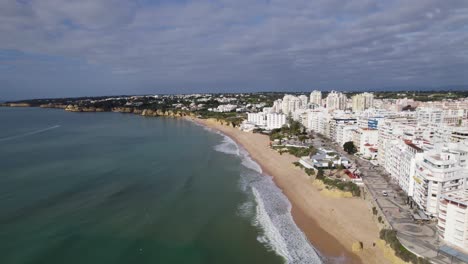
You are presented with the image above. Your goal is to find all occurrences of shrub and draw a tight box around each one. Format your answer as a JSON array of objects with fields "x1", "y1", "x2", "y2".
[
  {"x1": 379, "y1": 229, "x2": 431, "y2": 264},
  {"x1": 318, "y1": 176, "x2": 361, "y2": 197}
]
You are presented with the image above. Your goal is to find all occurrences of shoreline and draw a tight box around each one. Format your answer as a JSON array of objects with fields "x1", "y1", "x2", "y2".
[
  {"x1": 192, "y1": 118, "x2": 388, "y2": 264},
  {"x1": 4, "y1": 106, "x2": 391, "y2": 263}
]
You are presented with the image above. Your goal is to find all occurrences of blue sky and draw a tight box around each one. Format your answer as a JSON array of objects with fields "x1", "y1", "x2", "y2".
[{"x1": 1, "y1": 0, "x2": 468, "y2": 100}]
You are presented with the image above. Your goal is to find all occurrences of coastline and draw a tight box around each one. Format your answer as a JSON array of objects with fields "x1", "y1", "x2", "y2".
[
  {"x1": 3, "y1": 106, "x2": 393, "y2": 263},
  {"x1": 193, "y1": 117, "x2": 389, "y2": 264}
]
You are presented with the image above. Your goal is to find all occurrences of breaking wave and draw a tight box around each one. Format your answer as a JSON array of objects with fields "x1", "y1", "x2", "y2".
[{"x1": 212, "y1": 132, "x2": 322, "y2": 264}]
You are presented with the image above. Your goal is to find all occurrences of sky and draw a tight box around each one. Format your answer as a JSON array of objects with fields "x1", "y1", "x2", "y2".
[{"x1": 1, "y1": 0, "x2": 468, "y2": 100}]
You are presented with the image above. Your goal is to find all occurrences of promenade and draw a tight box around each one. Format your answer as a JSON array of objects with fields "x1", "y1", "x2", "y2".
[{"x1": 313, "y1": 135, "x2": 466, "y2": 264}]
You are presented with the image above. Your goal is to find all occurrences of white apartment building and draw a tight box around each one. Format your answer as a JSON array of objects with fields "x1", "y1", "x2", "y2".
[
  {"x1": 352, "y1": 92, "x2": 374, "y2": 112},
  {"x1": 336, "y1": 123, "x2": 358, "y2": 146},
  {"x1": 326, "y1": 91, "x2": 347, "y2": 111},
  {"x1": 306, "y1": 110, "x2": 331, "y2": 136},
  {"x1": 247, "y1": 111, "x2": 287, "y2": 130},
  {"x1": 299, "y1": 95, "x2": 308, "y2": 107},
  {"x1": 400, "y1": 141, "x2": 424, "y2": 197},
  {"x1": 282, "y1": 95, "x2": 303, "y2": 115},
  {"x1": 247, "y1": 112, "x2": 267, "y2": 127},
  {"x1": 310, "y1": 90, "x2": 322, "y2": 106},
  {"x1": 417, "y1": 107, "x2": 464, "y2": 127},
  {"x1": 352, "y1": 128, "x2": 378, "y2": 154},
  {"x1": 272, "y1": 99, "x2": 283, "y2": 113},
  {"x1": 266, "y1": 113, "x2": 287, "y2": 129},
  {"x1": 413, "y1": 143, "x2": 468, "y2": 216},
  {"x1": 438, "y1": 190, "x2": 468, "y2": 252}
]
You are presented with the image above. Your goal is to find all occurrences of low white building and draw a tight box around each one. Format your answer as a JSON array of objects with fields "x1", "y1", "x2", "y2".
[{"x1": 214, "y1": 104, "x2": 237, "y2": 112}]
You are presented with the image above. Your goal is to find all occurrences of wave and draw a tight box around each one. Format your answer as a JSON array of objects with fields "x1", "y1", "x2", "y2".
[
  {"x1": 210, "y1": 129, "x2": 322, "y2": 264},
  {"x1": 213, "y1": 135, "x2": 240, "y2": 156},
  {"x1": 0, "y1": 125, "x2": 61, "y2": 142},
  {"x1": 252, "y1": 187, "x2": 291, "y2": 261},
  {"x1": 251, "y1": 175, "x2": 322, "y2": 264}
]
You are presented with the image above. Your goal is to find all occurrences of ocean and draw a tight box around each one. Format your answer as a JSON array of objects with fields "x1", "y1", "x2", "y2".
[{"x1": 0, "y1": 107, "x2": 321, "y2": 264}]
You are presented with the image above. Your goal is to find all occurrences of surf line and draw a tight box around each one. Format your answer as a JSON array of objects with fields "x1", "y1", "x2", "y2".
[{"x1": 0, "y1": 125, "x2": 61, "y2": 142}]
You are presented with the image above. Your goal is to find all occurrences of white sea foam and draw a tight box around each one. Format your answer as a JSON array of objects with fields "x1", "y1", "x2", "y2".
[
  {"x1": 252, "y1": 187, "x2": 291, "y2": 261},
  {"x1": 250, "y1": 175, "x2": 322, "y2": 264},
  {"x1": 207, "y1": 125, "x2": 323, "y2": 263},
  {"x1": 213, "y1": 135, "x2": 240, "y2": 156},
  {"x1": 239, "y1": 148, "x2": 263, "y2": 173},
  {"x1": 0, "y1": 125, "x2": 61, "y2": 142}
]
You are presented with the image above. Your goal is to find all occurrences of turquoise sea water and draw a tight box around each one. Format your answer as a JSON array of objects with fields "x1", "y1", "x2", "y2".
[{"x1": 0, "y1": 107, "x2": 321, "y2": 264}]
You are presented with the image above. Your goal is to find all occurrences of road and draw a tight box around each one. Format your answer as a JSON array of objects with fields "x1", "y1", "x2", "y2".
[{"x1": 311, "y1": 135, "x2": 465, "y2": 263}]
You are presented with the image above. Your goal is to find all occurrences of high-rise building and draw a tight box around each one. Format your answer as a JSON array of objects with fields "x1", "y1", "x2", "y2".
[
  {"x1": 281, "y1": 94, "x2": 304, "y2": 115},
  {"x1": 281, "y1": 95, "x2": 291, "y2": 114},
  {"x1": 310, "y1": 90, "x2": 322, "y2": 106},
  {"x1": 413, "y1": 143, "x2": 468, "y2": 216},
  {"x1": 326, "y1": 91, "x2": 347, "y2": 110},
  {"x1": 352, "y1": 92, "x2": 374, "y2": 112},
  {"x1": 299, "y1": 95, "x2": 308, "y2": 107}
]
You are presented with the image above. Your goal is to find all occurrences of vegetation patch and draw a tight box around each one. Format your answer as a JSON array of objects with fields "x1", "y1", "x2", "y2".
[
  {"x1": 379, "y1": 229, "x2": 431, "y2": 264},
  {"x1": 316, "y1": 169, "x2": 361, "y2": 197}
]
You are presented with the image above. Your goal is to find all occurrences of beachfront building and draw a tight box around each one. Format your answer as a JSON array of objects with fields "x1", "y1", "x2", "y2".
[
  {"x1": 438, "y1": 190, "x2": 468, "y2": 252},
  {"x1": 300, "y1": 148, "x2": 350, "y2": 169},
  {"x1": 310, "y1": 90, "x2": 322, "y2": 106},
  {"x1": 413, "y1": 143, "x2": 468, "y2": 216},
  {"x1": 247, "y1": 110, "x2": 287, "y2": 130},
  {"x1": 400, "y1": 140, "x2": 424, "y2": 197},
  {"x1": 266, "y1": 113, "x2": 287, "y2": 129}
]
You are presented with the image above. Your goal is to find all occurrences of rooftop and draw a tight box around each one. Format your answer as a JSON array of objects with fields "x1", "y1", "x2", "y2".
[{"x1": 442, "y1": 190, "x2": 468, "y2": 206}]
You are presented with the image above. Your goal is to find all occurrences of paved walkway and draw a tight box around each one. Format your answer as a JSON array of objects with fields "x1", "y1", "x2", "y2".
[{"x1": 313, "y1": 137, "x2": 467, "y2": 263}]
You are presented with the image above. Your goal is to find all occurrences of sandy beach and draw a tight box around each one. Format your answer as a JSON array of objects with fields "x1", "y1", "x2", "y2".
[{"x1": 194, "y1": 118, "x2": 392, "y2": 264}]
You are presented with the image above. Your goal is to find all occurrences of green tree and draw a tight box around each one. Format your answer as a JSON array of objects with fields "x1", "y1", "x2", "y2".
[
  {"x1": 298, "y1": 135, "x2": 308, "y2": 143},
  {"x1": 316, "y1": 169, "x2": 325, "y2": 180},
  {"x1": 343, "y1": 141, "x2": 357, "y2": 155}
]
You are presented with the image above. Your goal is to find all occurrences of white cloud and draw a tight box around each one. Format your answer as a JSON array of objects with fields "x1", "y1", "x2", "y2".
[{"x1": 0, "y1": 0, "x2": 467, "y2": 99}]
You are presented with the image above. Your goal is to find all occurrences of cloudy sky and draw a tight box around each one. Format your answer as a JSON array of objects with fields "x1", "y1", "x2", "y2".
[{"x1": 1, "y1": 0, "x2": 468, "y2": 99}]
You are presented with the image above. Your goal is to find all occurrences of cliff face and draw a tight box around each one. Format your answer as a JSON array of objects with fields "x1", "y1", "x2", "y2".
[
  {"x1": 9, "y1": 103, "x2": 31, "y2": 107},
  {"x1": 65, "y1": 105, "x2": 105, "y2": 112},
  {"x1": 40, "y1": 103, "x2": 67, "y2": 109},
  {"x1": 111, "y1": 107, "x2": 134, "y2": 113},
  {"x1": 5, "y1": 102, "x2": 193, "y2": 119}
]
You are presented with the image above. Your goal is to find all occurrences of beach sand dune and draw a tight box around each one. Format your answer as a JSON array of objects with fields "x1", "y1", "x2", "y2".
[{"x1": 196, "y1": 118, "x2": 394, "y2": 264}]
